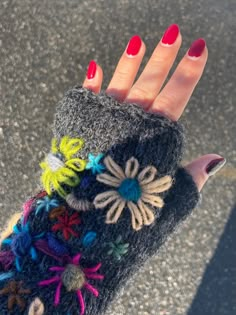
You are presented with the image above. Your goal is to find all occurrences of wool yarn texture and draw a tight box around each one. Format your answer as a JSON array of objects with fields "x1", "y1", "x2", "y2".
[{"x1": 0, "y1": 86, "x2": 200, "y2": 315}]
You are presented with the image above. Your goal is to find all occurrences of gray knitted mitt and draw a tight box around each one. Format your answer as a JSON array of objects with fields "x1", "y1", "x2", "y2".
[{"x1": 0, "y1": 86, "x2": 200, "y2": 315}]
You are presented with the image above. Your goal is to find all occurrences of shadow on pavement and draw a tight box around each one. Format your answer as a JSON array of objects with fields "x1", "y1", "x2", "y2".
[{"x1": 188, "y1": 204, "x2": 236, "y2": 315}]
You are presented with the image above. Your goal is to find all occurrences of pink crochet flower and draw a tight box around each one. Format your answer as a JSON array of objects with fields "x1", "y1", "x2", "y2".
[{"x1": 38, "y1": 253, "x2": 104, "y2": 315}]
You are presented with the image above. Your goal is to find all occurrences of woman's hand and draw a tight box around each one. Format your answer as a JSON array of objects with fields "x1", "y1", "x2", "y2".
[{"x1": 82, "y1": 24, "x2": 225, "y2": 192}]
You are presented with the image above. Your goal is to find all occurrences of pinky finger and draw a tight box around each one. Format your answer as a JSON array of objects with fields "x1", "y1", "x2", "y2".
[{"x1": 82, "y1": 60, "x2": 103, "y2": 94}]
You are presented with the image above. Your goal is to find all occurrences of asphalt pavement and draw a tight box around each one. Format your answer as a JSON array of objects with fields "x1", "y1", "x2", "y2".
[{"x1": 0, "y1": 0, "x2": 235, "y2": 314}]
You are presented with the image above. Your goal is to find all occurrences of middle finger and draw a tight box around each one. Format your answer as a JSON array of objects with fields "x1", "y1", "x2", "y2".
[{"x1": 125, "y1": 24, "x2": 182, "y2": 109}]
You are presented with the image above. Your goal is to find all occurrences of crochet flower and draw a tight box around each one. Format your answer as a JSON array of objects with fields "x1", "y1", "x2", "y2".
[
  {"x1": 38, "y1": 253, "x2": 104, "y2": 315},
  {"x1": 51, "y1": 211, "x2": 81, "y2": 240},
  {"x1": 35, "y1": 196, "x2": 60, "y2": 215},
  {"x1": 40, "y1": 136, "x2": 87, "y2": 198},
  {"x1": 0, "y1": 280, "x2": 31, "y2": 312},
  {"x1": 94, "y1": 156, "x2": 173, "y2": 231},
  {"x1": 85, "y1": 153, "x2": 105, "y2": 174},
  {"x1": 107, "y1": 235, "x2": 129, "y2": 260},
  {"x1": 2, "y1": 223, "x2": 44, "y2": 271}
]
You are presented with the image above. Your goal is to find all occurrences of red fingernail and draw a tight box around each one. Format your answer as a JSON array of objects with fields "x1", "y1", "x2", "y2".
[
  {"x1": 161, "y1": 24, "x2": 179, "y2": 45},
  {"x1": 126, "y1": 35, "x2": 142, "y2": 56},
  {"x1": 188, "y1": 38, "x2": 206, "y2": 57},
  {"x1": 86, "y1": 60, "x2": 97, "y2": 79}
]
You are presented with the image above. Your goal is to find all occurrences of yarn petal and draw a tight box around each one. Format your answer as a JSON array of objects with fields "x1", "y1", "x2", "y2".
[
  {"x1": 106, "y1": 198, "x2": 126, "y2": 224},
  {"x1": 141, "y1": 193, "x2": 164, "y2": 208},
  {"x1": 83, "y1": 263, "x2": 101, "y2": 273},
  {"x1": 142, "y1": 175, "x2": 172, "y2": 193},
  {"x1": 124, "y1": 157, "x2": 139, "y2": 178},
  {"x1": 127, "y1": 201, "x2": 143, "y2": 231},
  {"x1": 137, "y1": 199, "x2": 155, "y2": 225},
  {"x1": 38, "y1": 276, "x2": 61, "y2": 286},
  {"x1": 72, "y1": 253, "x2": 81, "y2": 265},
  {"x1": 54, "y1": 281, "x2": 62, "y2": 306},
  {"x1": 103, "y1": 156, "x2": 125, "y2": 180},
  {"x1": 138, "y1": 166, "x2": 157, "y2": 185},
  {"x1": 65, "y1": 158, "x2": 86, "y2": 172},
  {"x1": 93, "y1": 190, "x2": 120, "y2": 208},
  {"x1": 28, "y1": 298, "x2": 44, "y2": 315},
  {"x1": 8, "y1": 295, "x2": 16, "y2": 311},
  {"x1": 77, "y1": 290, "x2": 85, "y2": 315},
  {"x1": 96, "y1": 173, "x2": 121, "y2": 187},
  {"x1": 84, "y1": 283, "x2": 99, "y2": 297}
]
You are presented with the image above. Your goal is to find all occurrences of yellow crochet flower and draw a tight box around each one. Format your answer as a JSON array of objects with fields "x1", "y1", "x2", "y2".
[{"x1": 40, "y1": 136, "x2": 86, "y2": 198}]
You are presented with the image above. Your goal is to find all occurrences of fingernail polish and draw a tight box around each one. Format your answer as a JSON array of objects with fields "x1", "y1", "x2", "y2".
[
  {"x1": 126, "y1": 35, "x2": 142, "y2": 56},
  {"x1": 86, "y1": 60, "x2": 97, "y2": 79},
  {"x1": 161, "y1": 24, "x2": 179, "y2": 45},
  {"x1": 188, "y1": 38, "x2": 206, "y2": 57},
  {"x1": 206, "y1": 157, "x2": 226, "y2": 176}
]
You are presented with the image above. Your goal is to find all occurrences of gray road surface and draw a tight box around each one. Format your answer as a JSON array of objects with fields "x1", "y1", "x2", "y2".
[{"x1": 0, "y1": 0, "x2": 235, "y2": 314}]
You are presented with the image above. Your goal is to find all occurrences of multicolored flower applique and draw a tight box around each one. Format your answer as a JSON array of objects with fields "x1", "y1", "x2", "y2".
[
  {"x1": 40, "y1": 136, "x2": 87, "y2": 198},
  {"x1": 51, "y1": 211, "x2": 81, "y2": 240},
  {"x1": 35, "y1": 196, "x2": 60, "y2": 215},
  {"x1": 0, "y1": 280, "x2": 31, "y2": 312},
  {"x1": 107, "y1": 235, "x2": 129, "y2": 260},
  {"x1": 85, "y1": 153, "x2": 105, "y2": 174},
  {"x1": 38, "y1": 253, "x2": 104, "y2": 315},
  {"x1": 94, "y1": 156, "x2": 173, "y2": 231},
  {"x1": 1, "y1": 223, "x2": 44, "y2": 271}
]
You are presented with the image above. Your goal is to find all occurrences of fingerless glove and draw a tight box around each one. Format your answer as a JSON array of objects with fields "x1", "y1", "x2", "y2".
[{"x1": 0, "y1": 86, "x2": 200, "y2": 315}]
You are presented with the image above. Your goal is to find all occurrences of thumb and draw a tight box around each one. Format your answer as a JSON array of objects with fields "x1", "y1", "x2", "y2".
[{"x1": 185, "y1": 154, "x2": 226, "y2": 192}]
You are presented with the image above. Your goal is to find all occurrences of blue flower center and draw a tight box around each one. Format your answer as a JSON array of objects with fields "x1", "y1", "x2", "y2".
[
  {"x1": 11, "y1": 231, "x2": 32, "y2": 257},
  {"x1": 118, "y1": 178, "x2": 141, "y2": 202}
]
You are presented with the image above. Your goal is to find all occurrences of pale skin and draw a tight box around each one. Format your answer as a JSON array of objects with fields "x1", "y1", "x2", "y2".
[{"x1": 82, "y1": 28, "x2": 224, "y2": 192}]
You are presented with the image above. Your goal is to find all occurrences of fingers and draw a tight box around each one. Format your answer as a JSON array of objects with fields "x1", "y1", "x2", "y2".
[
  {"x1": 82, "y1": 60, "x2": 103, "y2": 94},
  {"x1": 106, "y1": 35, "x2": 146, "y2": 102},
  {"x1": 125, "y1": 24, "x2": 182, "y2": 109},
  {"x1": 151, "y1": 38, "x2": 208, "y2": 121},
  {"x1": 184, "y1": 154, "x2": 226, "y2": 192}
]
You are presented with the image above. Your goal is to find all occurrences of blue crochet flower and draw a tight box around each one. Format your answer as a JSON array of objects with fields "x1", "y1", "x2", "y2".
[
  {"x1": 85, "y1": 153, "x2": 105, "y2": 175},
  {"x1": 2, "y1": 223, "x2": 44, "y2": 272},
  {"x1": 35, "y1": 196, "x2": 59, "y2": 215}
]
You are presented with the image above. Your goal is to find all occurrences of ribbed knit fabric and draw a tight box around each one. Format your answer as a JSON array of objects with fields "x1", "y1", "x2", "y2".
[{"x1": 0, "y1": 86, "x2": 200, "y2": 315}]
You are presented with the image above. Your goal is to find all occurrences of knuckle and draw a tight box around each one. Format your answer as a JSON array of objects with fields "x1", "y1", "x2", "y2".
[
  {"x1": 129, "y1": 85, "x2": 153, "y2": 102},
  {"x1": 176, "y1": 66, "x2": 199, "y2": 82},
  {"x1": 115, "y1": 69, "x2": 130, "y2": 81}
]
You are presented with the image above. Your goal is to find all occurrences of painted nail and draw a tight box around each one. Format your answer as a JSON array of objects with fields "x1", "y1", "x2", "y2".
[
  {"x1": 126, "y1": 35, "x2": 142, "y2": 56},
  {"x1": 205, "y1": 157, "x2": 226, "y2": 176},
  {"x1": 188, "y1": 38, "x2": 206, "y2": 57},
  {"x1": 161, "y1": 24, "x2": 179, "y2": 45},
  {"x1": 86, "y1": 60, "x2": 97, "y2": 79}
]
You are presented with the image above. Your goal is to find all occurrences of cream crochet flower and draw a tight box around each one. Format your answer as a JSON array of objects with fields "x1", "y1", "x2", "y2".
[{"x1": 93, "y1": 156, "x2": 173, "y2": 231}]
